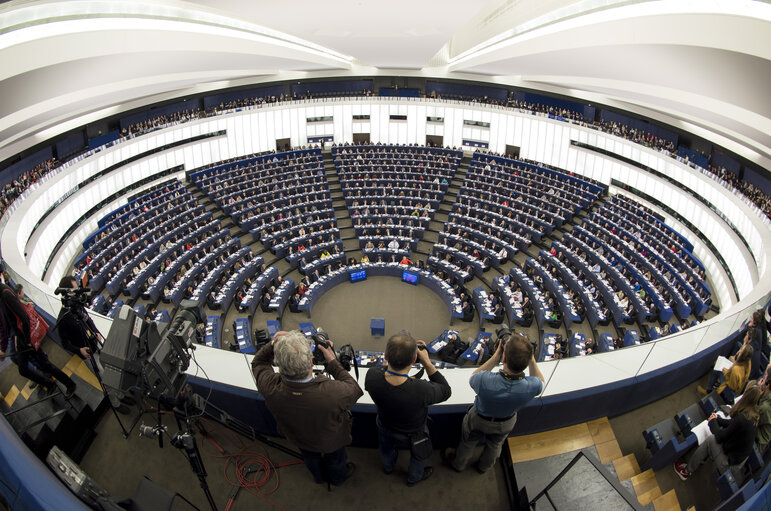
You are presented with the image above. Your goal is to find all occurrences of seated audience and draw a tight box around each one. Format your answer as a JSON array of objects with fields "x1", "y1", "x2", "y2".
[{"x1": 675, "y1": 385, "x2": 761, "y2": 480}]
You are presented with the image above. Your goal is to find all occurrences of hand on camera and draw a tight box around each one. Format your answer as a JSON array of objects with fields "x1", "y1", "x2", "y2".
[
  {"x1": 416, "y1": 341, "x2": 431, "y2": 366},
  {"x1": 317, "y1": 340, "x2": 336, "y2": 363},
  {"x1": 80, "y1": 347, "x2": 92, "y2": 360}
]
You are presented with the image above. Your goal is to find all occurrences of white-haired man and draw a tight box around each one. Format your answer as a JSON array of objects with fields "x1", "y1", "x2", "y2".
[{"x1": 252, "y1": 330, "x2": 363, "y2": 486}]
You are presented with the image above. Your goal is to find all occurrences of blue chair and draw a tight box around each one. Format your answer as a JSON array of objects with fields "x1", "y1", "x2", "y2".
[
  {"x1": 266, "y1": 320, "x2": 281, "y2": 340},
  {"x1": 641, "y1": 417, "x2": 698, "y2": 471},
  {"x1": 623, "y1": 329, "x2": 640, "y2": 347},
  {"x1": 674, "y1": 403, "x2": 706, "y2": 437},
  {"x1": 299, "y1": 322, "x2": 316, "y2": 337}
]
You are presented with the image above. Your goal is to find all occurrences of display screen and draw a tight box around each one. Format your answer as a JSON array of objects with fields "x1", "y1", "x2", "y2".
[
  {"x1": 349, "y1": 269, "x2": 367, "y2": 282},
  {"x1": 402, "y1": 272, "x2": 418, "y2": 285}
]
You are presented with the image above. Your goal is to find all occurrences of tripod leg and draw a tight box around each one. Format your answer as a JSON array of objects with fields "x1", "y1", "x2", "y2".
[{"x1": 86, "y1": 357, "x2": 132, "y2": 437}]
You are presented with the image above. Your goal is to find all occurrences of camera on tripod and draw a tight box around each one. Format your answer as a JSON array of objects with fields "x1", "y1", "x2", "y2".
[{"x1": 55, "y1": 286, "x2": 92, "y2": 309}]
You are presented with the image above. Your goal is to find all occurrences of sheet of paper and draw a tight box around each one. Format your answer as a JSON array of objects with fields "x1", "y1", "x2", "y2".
[{"x1": 713, "y1": 356, "x2": 733, "y2": 373}]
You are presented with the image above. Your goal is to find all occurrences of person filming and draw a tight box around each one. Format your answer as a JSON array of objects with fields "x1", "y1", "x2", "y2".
[{"x1": 56, "y1": 275, "x2": 129, "y2": 413}]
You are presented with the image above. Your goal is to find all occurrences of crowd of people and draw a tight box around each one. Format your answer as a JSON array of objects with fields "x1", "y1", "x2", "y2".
[
  {"x1": 1, "y1": 85, "x2": 769, "y2": 232},
  {"x1": 708, "y1": 164, "x2": 771, "y2": 218},
  {"x1": 0, "y1": 158, "x2": 58, "y2": 217},
  {"x1": 674, "y1": 307, "x2": 771, "y2": 481}
]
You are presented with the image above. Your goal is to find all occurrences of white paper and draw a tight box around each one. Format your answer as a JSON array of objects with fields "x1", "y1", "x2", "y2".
[
  {"x1": 691, "y1": 411, "x2": 727, "y2": 444},
  {"x1": 713, "y1": 356, "x2": 733, "y2": 373}
]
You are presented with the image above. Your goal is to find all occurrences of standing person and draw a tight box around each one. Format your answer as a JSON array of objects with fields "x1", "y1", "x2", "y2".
[
  {"x1": 252, "y1": 331, "x2": 362, "y2": 486},
  {"x1": 0, "y1": 279, "x2": 76, "y2": 397},
  {"x1": 56, "y1": 276, "x2": 130, "y2": 413},
  {"x1": 365, "y1": 331, "x2": 452, "y2": 486},
  {"x1": 444, "y1": 333, "x2": 544, "y2": 473}
]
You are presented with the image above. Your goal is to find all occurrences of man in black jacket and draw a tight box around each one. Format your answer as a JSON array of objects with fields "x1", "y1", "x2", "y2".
[
  {"x1": 0, "y1": 280, "x2": 76, "y2": 397},
  {"x1": 365, "y1": 332, "x2": 451, "y2": 486},
  {"x1": 56, "y1": 276, "x2": 129, "y2": 413}
]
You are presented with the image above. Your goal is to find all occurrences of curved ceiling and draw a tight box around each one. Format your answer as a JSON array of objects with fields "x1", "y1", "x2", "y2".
[{"x1": 1, "y1": 0, "x2": 770, "y2": 173}]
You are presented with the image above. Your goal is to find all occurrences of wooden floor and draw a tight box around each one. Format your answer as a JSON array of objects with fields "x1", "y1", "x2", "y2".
[
  {"x1": 507, "y1": 417, "x2": 616, "y2": 464},
  {"x1": 507, "y1": 417, "x2": 685, "y2": 510}
]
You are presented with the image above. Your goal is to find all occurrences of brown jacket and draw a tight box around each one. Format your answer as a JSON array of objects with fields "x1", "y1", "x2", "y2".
[{"x1": 252, "y1": 343, "x2": 363, "y2": 453}]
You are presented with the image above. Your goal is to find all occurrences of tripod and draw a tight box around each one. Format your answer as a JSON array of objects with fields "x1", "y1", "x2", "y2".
[
  {"x1": 54, "y1": 303, "x2": 131, "y2": 437},
  {"x1": 171, "y1": 394, "x2": 217, "y2": 511},
  {"x1": 140, "y1": 385, "x2": 303, "y2": 511}
]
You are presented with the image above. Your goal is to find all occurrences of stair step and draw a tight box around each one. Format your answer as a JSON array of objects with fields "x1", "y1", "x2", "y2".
[
  {"x1": 612, "y1": 454, "x2": 641, "y2": 482},
  {"x1": 631, "y1": 469, "x2": 662, "y2": 506},
  {"x1": 653, "y1": 489, "x2": 681, "y2": 511},
  {"x1": 506, "y1": 422, "x2": 595, "y2": 463},
  {"x1": 595, "y1": 439, "x2": 622, "y2": 463},
  {"x1": 4, "y1": 385, "x2": 20, "y2": 407},
  {"x1": 587, "y1": 417, "x2": 616, "y2": 444}
]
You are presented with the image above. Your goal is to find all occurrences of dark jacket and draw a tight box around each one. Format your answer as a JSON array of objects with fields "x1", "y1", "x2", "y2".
[
  {"x1": 0, "y1": 283, "x2": 29, "y2": 351},
  {"x1": 710, "y1": 413, "x2": 757, "y2": 466},
  {"x1": 58, "y1": 307, "x2": 98, "y2": 357},
  {"x1": 252, "y1": 343, "x2": 363, "y2": 453},
  {"x1": 365, "y1": 367, "x2": 451, "y2": 434}
]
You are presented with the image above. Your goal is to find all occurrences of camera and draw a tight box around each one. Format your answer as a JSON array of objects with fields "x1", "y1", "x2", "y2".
[
  {"x1": 55, "y1": 286, "x2": 92, "y2": 309},
  {"x1": 311, "y1": 330, "x2": 331, "y2": 365},
  {"x1": 492, "y1": 325, "x2": 514, "y2": 354},
  {"x1": 337, "y1": 344, "x2": 355, "y2": 371}
]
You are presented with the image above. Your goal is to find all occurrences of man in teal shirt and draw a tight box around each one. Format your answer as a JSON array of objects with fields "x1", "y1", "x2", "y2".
[{"x1": 445, "y1": 334, "x2": 544, "y2": 473}]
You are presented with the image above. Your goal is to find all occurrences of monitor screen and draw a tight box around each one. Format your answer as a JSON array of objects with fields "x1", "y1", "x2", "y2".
[
  {"x1": 349, "y1": 269, "x2": 367, "y2": 283},
  {"x1": 402, "y1": 272, "x2": 418, "y2": 285}
]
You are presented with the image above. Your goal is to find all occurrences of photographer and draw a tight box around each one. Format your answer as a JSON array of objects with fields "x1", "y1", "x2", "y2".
[
  {"x1": 444, "y1": 332, "x2": 543, "y2": 474},
  {"x1": 365, "y1": 331, "x2": 451, "y2": 486},
  {"x1": 251, "y1": 330, "x2": 363, "y2": 486},
  {"x1": 0, "y1": 276, "x2": 76, "y2": 397}
]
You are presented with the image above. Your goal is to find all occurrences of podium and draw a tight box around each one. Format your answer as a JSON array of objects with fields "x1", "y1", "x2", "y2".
[{"x1": 370, "y1": 318, "x2": 385, "y2": 336}]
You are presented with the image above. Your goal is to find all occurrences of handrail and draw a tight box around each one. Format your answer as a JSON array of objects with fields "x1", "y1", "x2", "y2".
[{"x1": 528, "y1": 451, "x2": 645, "y2": 510}]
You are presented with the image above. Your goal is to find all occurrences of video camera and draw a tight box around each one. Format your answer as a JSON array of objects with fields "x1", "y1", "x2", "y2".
[
  {"x1": 54, "y1": 286, "x2": 92, "y2": 309},
  {"x1": 99, "y1": 305, "x2": 200, "y2": 404}
]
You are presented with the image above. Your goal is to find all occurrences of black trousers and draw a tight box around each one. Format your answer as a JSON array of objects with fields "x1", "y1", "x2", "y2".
[
  {"x1": 298, "y1": 447, "x2": 348, "y2": 485},
  {"x1": 13, "y1": 335, "x2": 74, "y2": 389}
]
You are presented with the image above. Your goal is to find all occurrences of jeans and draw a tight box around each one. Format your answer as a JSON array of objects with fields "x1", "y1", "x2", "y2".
[
  {"x1": 298, "y1": 447, "x2": 349, "y2": 485},
  {"x1": 707, "y1": 370, "x2": 725, "y2": 393},
  {"x1": 376, "y1": 417, "x2": 428, "y2": 484},
  {"x1": 453, "y1": 406, "x2": 517, "y2": 472},
  {"x1": 7, "y1": 331, "x2": 44, "y2": 378}
]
